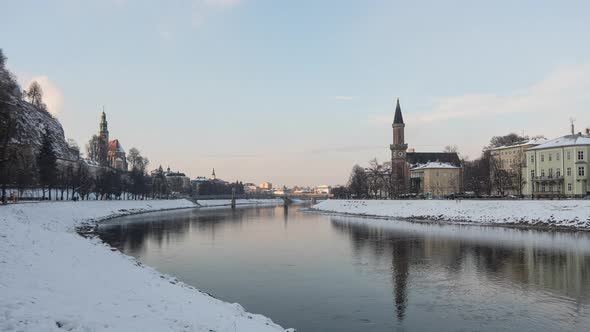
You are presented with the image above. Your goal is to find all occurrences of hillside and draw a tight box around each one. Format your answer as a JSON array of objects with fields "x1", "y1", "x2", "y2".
[{"x1": 6, "y1": 100, "x2": 77, "y2": 160}]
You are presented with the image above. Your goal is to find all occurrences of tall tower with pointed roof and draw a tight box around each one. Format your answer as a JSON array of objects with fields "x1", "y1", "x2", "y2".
[
  {"x1": 390, "y1": 98, "x2": 409, "y2": 196},
  {"x1": 99, "y1": 110, "x2": 109, "y2": 142}
]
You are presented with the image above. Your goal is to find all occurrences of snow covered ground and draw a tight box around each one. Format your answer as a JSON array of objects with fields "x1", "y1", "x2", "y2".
[
  {"x1": 312, "y1": 199, "x2": 590, "y2": 229},
  {"x1": 0, "y1": 200, "x2": 291, "y2": 332}
]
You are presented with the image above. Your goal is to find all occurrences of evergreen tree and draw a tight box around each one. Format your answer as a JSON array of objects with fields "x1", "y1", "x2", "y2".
[{"x1": 38, "y1": 131, "x2": 57, "y2": 199}]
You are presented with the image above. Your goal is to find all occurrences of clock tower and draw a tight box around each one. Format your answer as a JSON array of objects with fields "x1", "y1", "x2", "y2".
[{"x1": 390, "y1": 98, "x2": 409, "y2": 196}]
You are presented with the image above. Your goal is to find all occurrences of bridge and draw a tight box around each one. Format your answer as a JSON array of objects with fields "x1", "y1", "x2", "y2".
[{"x1": 190, "y1": 193, "x2": 330, "y2": 208}]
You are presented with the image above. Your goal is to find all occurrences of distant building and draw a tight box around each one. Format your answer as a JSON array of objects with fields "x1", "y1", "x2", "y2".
[
  {"x1": 389, "y1": 99, "x2": 462, "y2": 197},
  {"x1": 410, "y1": 162, "x2": 461, "y2": 198},
  {"x1": 524, "y1": 130, "x2": 590, "y2": 198},
  {"x1": 315, "y1": 185, "x2": 331, "y2": 194},
  {"x1": 260, "y1": 182, "x2": 273, "y2": 190},
  {"x1": 243, "y1": 183, "x2": 259, "y2": 193},
  {"x1": 190, "y1": 176, "x2": 209, "y2": 193},
  {"x1": 98, "y1": 111, "x2": 128, "y2": 171},
  {"x1": 164, "y1": 167, "x2": 191, "y2": 193}
]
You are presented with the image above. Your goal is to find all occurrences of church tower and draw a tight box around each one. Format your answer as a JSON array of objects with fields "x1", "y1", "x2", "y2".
[
  {"x1": 99, "y1": 110, "x2": 109, "y2": 142},
  {"x1": 390, "y1": 98, "x2": 409, "y2": 196},
  {"x1": 96, "y1": 110, "x2": 109, "y2": 166}
]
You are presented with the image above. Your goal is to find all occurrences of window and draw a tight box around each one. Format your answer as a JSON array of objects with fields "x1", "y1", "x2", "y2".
[
  {"x1": 530, "y1": 155, "x2": 534, "y2": 163},
  {"x1": 541, "y1": 154, "x2": 545, "y2": 162},
  {"x1": 578, "y1": 151, "x2": 584, "y2": 160},
  {"x1": 531, "y1": 170, "x2": 535, "y2": 178},
  {"x1": 548, "y1": 154, "x2": 552, "y2": 161},
  {"x1": 579, "y1": 167, "x2": 586, "y2": 177},
  {"x1": 556, "y1": 168, "x2": 561, "y2": 177},
  {"x1": 556, "y1": 153, "x2": 560, "y2": 161},
  {"x1": 567, "y1": 151, "x2": 571, "y2": 160},
  {"x1": 541, "y1": 183, "x2": 546, "y2": 192},
  {"x1": 541, "y1": 169, "x2": 545, "y2": 177},
  {"x1": 567, "y1": 168, "x2": 572, "y2": 176},
  {"x1": 568, "y1": 183, "x2": 572, "y2": 191},
  {"x1": 548, "y1": 168, "x2": 553, "y2": 178}
]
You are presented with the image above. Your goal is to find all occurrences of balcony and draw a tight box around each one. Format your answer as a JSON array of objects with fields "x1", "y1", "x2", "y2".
[{"x1": 532, "y1": 176, "x2": 564, "y2": 181}]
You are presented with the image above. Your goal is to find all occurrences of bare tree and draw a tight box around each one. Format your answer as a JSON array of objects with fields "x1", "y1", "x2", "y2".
[
  {"x1": 490, "y1": 156, "x2": 513, "y2": 196},
  {"x1": 26, "y1": 81, "x2": 47, "y2": 111},
  {"x1": 348, "y1": 165, "x2": 368, "y2": 198},
  {"x1": 443, "y1": 145, "x2": 459, "y2": 153},
  {"x1": 127, "y1": 147, "x2": 149, "y2": 172},
  {"x1": 511, "y1": 157, "x2": 527, "y2": 197}
]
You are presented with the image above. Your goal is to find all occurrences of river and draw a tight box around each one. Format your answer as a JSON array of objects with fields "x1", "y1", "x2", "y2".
[{"x1": 98, "y1": 204, "x2": 590, "y2": 331}]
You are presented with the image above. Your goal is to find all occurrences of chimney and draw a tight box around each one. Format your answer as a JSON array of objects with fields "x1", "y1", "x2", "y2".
[{"x1": 571, "y1": 122, "x2": 575, "y2": 135}]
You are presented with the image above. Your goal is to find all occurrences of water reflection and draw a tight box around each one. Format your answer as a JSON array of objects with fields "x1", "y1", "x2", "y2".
[
  {"x1": 98, "y1": 206, "x2": 590, "y2": 332},
  {"x1": 331, "y1": 216, "x2": 590, "y2": 318}
]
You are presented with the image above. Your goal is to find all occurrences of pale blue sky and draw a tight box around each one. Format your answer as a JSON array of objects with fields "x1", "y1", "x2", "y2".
[{"x1": 2, "y1": 0, "x2": 590, "y2": 186}]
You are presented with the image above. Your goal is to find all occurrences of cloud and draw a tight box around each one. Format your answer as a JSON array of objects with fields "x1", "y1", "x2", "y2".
[
  {"x1": 408, "y1": 63, "x2": 590, "y2": 124},
  {"x1": 26, "y1": 76, "x2": 64, "y2": 116},
  {"x1": 332, "y1": 95, "x2": 357, "y2": 101}
]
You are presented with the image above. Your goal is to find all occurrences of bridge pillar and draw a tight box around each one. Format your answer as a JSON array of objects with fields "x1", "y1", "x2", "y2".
[{"x1": 231, "y1": 188, "x2": 236, "y2": 209}]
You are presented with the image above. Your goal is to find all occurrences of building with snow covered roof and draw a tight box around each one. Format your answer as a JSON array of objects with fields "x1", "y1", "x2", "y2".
[
  {"x1": 410, "y1": 162, "x2": 462, "y2": 198},
  {"x1": 489, "y1": 138, "x2": 548, "y2": 196},
  {"x1": 389, "y1": 99, "x2": 462, "y2": 197},
  {"x1": 524, "y1": 131, "x2": 590, "y2": 198}
]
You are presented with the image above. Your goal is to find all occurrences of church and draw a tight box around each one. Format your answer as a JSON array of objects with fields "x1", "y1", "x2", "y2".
[
  {"x1": 390, "y1": 99, "x2": 462, "y2": 197},
  {"x1": 98, "y1": 111, "x2": 128, "y2": 171}
]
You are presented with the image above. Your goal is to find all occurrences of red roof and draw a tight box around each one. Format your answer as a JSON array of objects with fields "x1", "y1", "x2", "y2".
[{"x1": 108, "y1": 139, "x2": 125, "y2": 153}]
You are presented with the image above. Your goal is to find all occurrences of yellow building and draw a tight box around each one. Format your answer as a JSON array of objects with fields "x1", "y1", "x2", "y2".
[
  {"x1": 410, "y1": 162, "x2": 462, "y2": 198},
  {"x1": 525, "y1": 132, "x2": 590, "y2": 198},
  {"x1": 489, "y1": 138, "x2": 547, "y2": 195}
]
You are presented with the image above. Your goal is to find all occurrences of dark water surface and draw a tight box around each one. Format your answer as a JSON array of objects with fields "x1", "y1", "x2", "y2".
[{"x1": 98, "y1": 205, "x2": 590, "y2": 332}]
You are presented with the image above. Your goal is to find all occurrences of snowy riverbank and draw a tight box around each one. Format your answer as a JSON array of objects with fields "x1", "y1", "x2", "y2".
[
  {"x1": 312, "y1": 199, "x2": 590, "y2": 229},
  {"x1": 0, "y1": 200, "x2": 291, "y2": 332}
]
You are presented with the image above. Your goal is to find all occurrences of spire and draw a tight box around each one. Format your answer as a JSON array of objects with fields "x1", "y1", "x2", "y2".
[
  {"x1": 393, "y1": 98, "x2": 404, "y2": 125},
  {"x1": 211, "y1": 168, "x2": 216, "y2": 180}
]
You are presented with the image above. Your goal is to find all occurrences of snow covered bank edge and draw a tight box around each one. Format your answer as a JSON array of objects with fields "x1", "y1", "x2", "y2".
[
  {"x1": 311, "y1": 199, "x2": 590, "y2": 230},
  {"x1": 1, "y1": 200, "x2": 292, "y2": 332}
]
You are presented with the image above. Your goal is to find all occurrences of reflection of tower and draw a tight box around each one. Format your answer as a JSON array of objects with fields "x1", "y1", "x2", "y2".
[
  {"x1": 283, "y1": 205, "x2": 289, "y2": 228},
  {"x1": 392, "y1": 239, "x2": 409, "y2": 321}
]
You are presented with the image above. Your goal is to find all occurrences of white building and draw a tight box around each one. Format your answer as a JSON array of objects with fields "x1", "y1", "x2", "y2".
[
  {"x1": 259, "y1": 182, "x2": 273, "y2": 190},
  {"x1": 525, "y1": 131, "x2": 590, "y2": 198},
  {"x1": 314, "y1": 185, "x2": 331, "y2": 194}
]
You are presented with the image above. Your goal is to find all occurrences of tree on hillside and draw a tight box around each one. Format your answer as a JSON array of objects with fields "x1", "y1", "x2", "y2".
[
  {"x1": 348, "y1": 164, "x2": 368, "y2": 198},
  {"x1": 37, "y1": 132, "x2": 58, "y2": 200},
  {"x1": 26, "y1": 81, "x2": 47, "y2": 111},
  {"x1": 0, "y1": 49, "x2": 22, "y2": 203}
]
